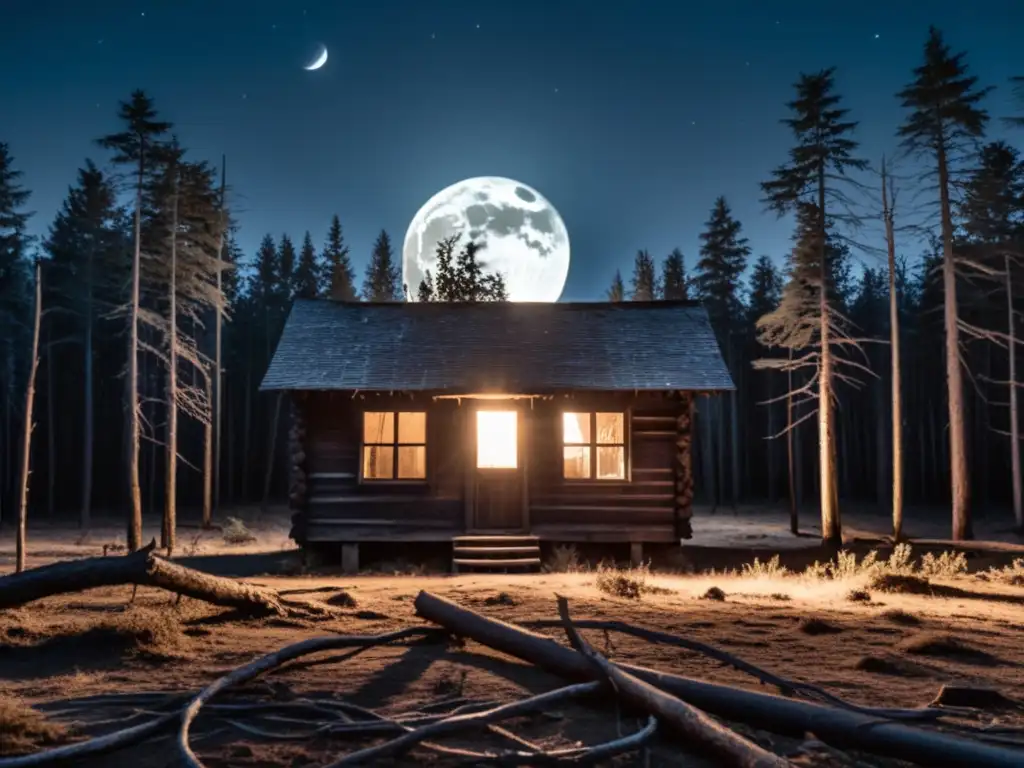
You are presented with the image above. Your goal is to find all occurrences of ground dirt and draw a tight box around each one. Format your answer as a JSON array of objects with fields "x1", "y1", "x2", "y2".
[{"x1": 2, "y1": 510, "x2": 1024, "y2": 766}]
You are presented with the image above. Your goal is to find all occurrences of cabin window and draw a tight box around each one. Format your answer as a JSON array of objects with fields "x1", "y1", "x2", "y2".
[
  {"x1": 362, "y1": 411, "x2": 426, "y2": 480},
  {"x1": 562, "y1": 412, "x2": 625, "y2": 480}
]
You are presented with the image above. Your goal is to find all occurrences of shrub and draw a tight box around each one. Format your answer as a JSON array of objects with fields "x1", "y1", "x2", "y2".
[
  {"x1": 740, "y1": 555, "x2": 789, "y2": 579},
  {"x1": 222, "y1": 517, "x2": 257, "y2": 545},
  {"x1": 544, "y1": 544, "x2": 582, "y2": 573},
  {"x1": 918, "y1": 550, "x2": 968, "y2": 579},
  {"x1": 595, "y1": 562, "x2": 650, "y2": 600}
]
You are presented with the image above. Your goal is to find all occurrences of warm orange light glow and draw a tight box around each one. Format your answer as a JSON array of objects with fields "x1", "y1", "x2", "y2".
[{"x1": 477, "y1": 410, "x2": 518, "y2": 469}]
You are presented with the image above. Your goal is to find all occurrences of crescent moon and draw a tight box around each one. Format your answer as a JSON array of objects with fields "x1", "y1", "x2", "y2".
[{"x1": 305, "y1": 45, "x2": 328, "y2": 71}]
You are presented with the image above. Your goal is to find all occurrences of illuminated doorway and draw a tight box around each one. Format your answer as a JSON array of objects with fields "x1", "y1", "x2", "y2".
[{"x1": 473, "y1": 409, "x2": 523, "y2": 530}]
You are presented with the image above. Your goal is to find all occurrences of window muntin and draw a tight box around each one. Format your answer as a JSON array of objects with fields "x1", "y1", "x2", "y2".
[{"x1": 362, "y1": 411, "x2": 426, "y2": 479}]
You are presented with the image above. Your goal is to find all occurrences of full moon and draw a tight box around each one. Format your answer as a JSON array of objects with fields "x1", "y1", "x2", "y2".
[{"x1": 402, "y1": 177, "x2": 570, "y2": 302}]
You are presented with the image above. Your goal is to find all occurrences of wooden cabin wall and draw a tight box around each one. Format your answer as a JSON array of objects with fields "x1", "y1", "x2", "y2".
[
  {"x1": 296, "y1": 391, "x2": 463, "y2": 543},
  {"x1": 527, "y1": 393, "x2": 683, "y2": 543}
]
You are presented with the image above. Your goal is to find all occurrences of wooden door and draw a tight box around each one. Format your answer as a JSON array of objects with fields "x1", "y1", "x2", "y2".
[{"x1": 472, "y1": 408, "x2": 525, "y2": 531}]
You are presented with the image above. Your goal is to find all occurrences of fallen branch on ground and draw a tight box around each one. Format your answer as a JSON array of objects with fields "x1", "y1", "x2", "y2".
[
  {"x1": 413, "y1": 590, "x2": 1024, "y2": 767},
  {"x1": 521, "y1": 616, "x2": 940, "y2": 721},
  {"x1": 556, "y1": 595, "x2": 788, "y2": 767},
  {"x1": 0, "y1": 540, "x2": 332, "y2": 618}
]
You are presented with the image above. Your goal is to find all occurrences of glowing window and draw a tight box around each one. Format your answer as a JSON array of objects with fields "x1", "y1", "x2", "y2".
[
  {"x1": 362, "y1": 411, "x2": 426, "y2": 480},
  {"x1": 476, "y1": 410, "x2": 518, "y2": 469},
  {"x1": 563, "y1": 412, "x2": 625, "y2": 480}
]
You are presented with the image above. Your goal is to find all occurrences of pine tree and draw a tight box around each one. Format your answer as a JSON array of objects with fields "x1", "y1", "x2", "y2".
[
  {"x1": 294, "y1": 231, "x2": 320, "y2": 299},
  {"x1": 362, "y1": 229, "x2": 402, "y2": 301},
  {"x1": 759, "y1": 67, "x2": 866, "y2": 550},
  {"x1": 961, "y1": 142, "x2": 1024, "y2": 528},
  {"x1": 897, "y1": 26, "x2": 991, "y2": 541},
  {"x1": 0, "y1": 143, "x2": 32, "y2": 527},
  {"x1": 417, "y1": 271, "x2": 435, "y2": 301},
  {"x1": 44, "y1": 161, "x2": 121, "y2": 527},
  {"x1": 96, "y1": 90, "x2": 171, "y2": 551},
  {"x1": 630, "y1": 250, "x2": 658, "y2": 300},
  {"x1": 607, "y1": 270, "x2": 625, "y2": 302},
  {"x1": 427, "y1": 236, "x2": 508, "y2": 301},
  {"x1": 322, "y1": 215, "x2": 357, "y2": 300},
  {"x1": 662, "y1": 249, "x2": 689, "y2": 300},
  {"x1": 747, "y1": 256, "x2": 783, "y2": 324},
  {"x1": 277, "y1": 234, "x2": 297, "y2": 304},
  {"x1": 696, "y1": 197, "x2": 750, "y2": 329}
]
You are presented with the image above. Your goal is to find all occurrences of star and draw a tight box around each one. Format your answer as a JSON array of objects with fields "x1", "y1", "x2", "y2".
[
  {"x1": 874, "y1": 33, "x2": 880, "y2": 39},
  {"x1": 271, "y1": 24, "x2": 277, "y2": 30},
  {"x1": 241, "y1": 93, "x2": 248, "y2": 100},
  {"x1": 554, "y1": 87, "x2": 559, "y2": 93},
  {"x1": 475, "y1": 23, "x2": 480, "y2": 29},
  {"x1": 430, "y1": 32, "x2": 436, "y2": 39},
  {"x1": 97, "y1": 39, "x2": 104, "y2": 45},
  {"x1": 141, "y1": 11, "x2": 145, "y2": 17}
]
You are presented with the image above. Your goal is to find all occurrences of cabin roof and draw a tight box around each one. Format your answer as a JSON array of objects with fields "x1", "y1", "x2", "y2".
[{"x1": 260, "y1": 299, "x2": 735, "y2": 393}]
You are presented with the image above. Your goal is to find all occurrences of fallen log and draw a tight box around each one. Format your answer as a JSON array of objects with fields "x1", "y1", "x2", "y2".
[
  {"x1": 0, "y1": 541, "x2": 156, "y2": 610},
  {"x1": 413, "y1": 590, "x2": 1023, "y2": 768},
  {"x1": 557, "y1": 596, "x2": 788, "y2": 767},
  {"x1": 0, "y1": 540, "x2": 322, "y2": 618}
]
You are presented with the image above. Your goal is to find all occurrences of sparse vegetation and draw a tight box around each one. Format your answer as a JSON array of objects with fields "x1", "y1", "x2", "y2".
[
  {"x1": 0, "y1": 697, "x2": 70, "y2": 756},
  {"x1": 897, "y1": 632, "x2": 995, "y2": 663},
  {"x1": 740, "y1": 554, "x2": 789, "y2": 578},
  {"x1": 221, "y1": 516, "x2": 257, "y2": 545},
  {"x1": 868, "y1": 572, "x2": 932, "y2": 594},
  {"x1": 981, "y1": 558, "x2": 1024, "y2": 586},
  {"x1": 880, "y1": 608, "x2": 922, "y2": 625},
  {"x1": 594, "y1": 561, "x2": 653, "y2": 599},
  {"x1": 544, "y1": 544, "x2": 582, "y2": 573},
  {"x1": 701, "y1": 586, "x2": 727, "y2": 601},
  {"x1": 846, "y1": 589, "x2": 871, "y2": 602},
  {"x1": 799, "y1": 618, "x2": 842, "y2": 635}
]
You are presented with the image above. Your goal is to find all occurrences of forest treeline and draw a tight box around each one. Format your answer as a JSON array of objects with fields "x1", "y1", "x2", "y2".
[{"x1": 0, "y1": 27, "x2": 1021, "y2": 554}]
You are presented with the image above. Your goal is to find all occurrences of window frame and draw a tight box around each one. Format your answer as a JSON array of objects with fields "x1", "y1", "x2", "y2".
[
  {"x1": 359, "y1": 410, "x2": 428, "y2": 484},
  {"x1": 560, "y1": 410, "x2": 629, "y2": 482}
]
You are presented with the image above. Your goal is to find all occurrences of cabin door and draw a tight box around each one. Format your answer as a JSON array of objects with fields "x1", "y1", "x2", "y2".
[{"x1": 471, "y1": 408, "x2": 526, "y2": 531}]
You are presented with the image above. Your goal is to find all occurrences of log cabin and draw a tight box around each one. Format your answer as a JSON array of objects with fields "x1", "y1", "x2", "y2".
[{"x1": 260, "y1": 299, "x2": 734, "y2": 572}]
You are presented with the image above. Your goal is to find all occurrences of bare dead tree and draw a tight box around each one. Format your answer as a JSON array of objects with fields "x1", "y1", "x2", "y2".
[
  {"x1": 882, "y1": 158, "x2": 905, "y2": 540},
  {"x1": 15, "y1": 260, "x2": 42, "y2": 573}
]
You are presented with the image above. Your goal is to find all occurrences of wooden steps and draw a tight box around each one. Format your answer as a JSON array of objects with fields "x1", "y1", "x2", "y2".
[{"x1": 452, "y1": 535, "x2": 541, "y2": 573}]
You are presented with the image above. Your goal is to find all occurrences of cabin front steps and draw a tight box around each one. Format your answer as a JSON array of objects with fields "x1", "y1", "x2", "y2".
[{"x1": 451, "y1": 535, "x2": 542, "y2": 573}]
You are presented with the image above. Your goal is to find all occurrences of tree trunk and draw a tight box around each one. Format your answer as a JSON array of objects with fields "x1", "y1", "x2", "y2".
[
  {"x1": 164, "y1": 177, "x2": 179, "y2": 556},
  {"x1": 125, "y1": 143, "x2": 145, "y2": 552},
  {"x1": 81, "y1": 267, "x2": 94, "y2": 529},
  {"x1": 787, "y1": 350, "x2": 798, "y2": 533},
  {"x1": 262, "y1": 391, "x2": 284, "y2": 513},
  {"x1": 715, "y1": 395, "x2": 726, "y2": 509},
  {"x1": 767, "y1": 371, "x2": 777, "y2": 503},
  {"x1": 1006, "y1": 251, "x2": 1022, "y2": 529},
  {"x1": 212, "y1": 155, "x2": 226, "y2": 526},
  {"x1": 882, "y1": 161, "x2": 904, "y2": 538},
  {"x1": 202, "y1": 372, "x2": 213, "y2": 528},
  {"x1": 16, "y1": 262, "x2": 42, "y2": 573},
  {"x1": 936, "y1": 143, "x2": 971, "y2": 540},
  {"x1": 241, "y1": 328, "x2": 253, "y2": 501},
  {"x1": 44, "y1": 333, "x2": 55, "y2": 518}
]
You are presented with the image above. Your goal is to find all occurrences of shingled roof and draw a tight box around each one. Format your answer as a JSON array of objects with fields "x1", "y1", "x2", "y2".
[{"x1": 260, "y1": 299, "x2": 734, "y2": 393}]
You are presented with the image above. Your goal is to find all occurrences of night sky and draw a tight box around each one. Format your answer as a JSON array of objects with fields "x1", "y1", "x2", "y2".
[{"x1": 5, "y1": 1, "x2": 1023, "y2": 300}]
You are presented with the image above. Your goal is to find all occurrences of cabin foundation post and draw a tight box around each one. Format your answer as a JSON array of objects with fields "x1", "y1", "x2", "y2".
[
  {"x1": 341, "y1": 543, "x2": 359, "y2": 574},
  {"x1": 630, "y1": 542, "x2": 644, "y2": 566},
  {"x1": 675, "y1": 392, "x2": 695, "y2": 539}
]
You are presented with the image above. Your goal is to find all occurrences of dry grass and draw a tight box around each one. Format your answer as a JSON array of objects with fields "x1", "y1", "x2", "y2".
[
  {"x1": 879, "y1": 608, "x2": 922, "y2": 625},
  {"x1": 846, "y1": 589, "x2": 871, "y2": 603},
  {"x1": 897, "y1": 632, "x2": 996, "y2": 664},
  {"x1": 0, "y1": 697, "x2": 70, "y2": 756},
  {"x1": 981, "y1": 558, "x2": 1024, "y2": 587},
  {"x1": 2, "y1": 606, "x2": 189, "y2": 661},
  {"x1": 868, "y1": 573, "x2": 932, "y2": 595},
  {"x1": 594, "y1": 562, "x2": 649, "y2": 599},
  {"x1": 853, "y1": 655, "x2": 931, "y2": 678},
  {"x1": 543, "y1": 544, "x2": 582, "y2": 573},
  {"x1": 798, "y1": 618, "x2": 842, "y2": 636},
  {"x1": 221, "y1": 516, "x2": 257, "y2": 545}
]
